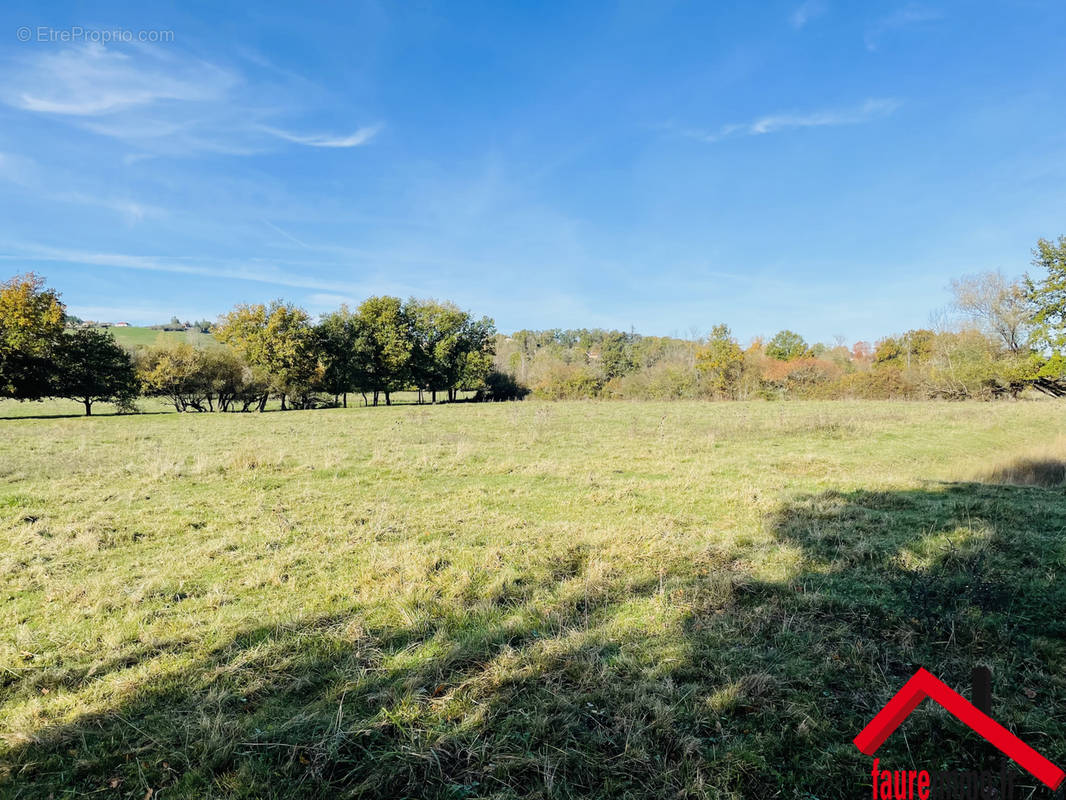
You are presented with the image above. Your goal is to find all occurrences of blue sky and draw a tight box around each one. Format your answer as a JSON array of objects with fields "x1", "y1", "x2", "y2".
[{"x1": 1, "y1": 1, "x2": 1064, "y2": 344}]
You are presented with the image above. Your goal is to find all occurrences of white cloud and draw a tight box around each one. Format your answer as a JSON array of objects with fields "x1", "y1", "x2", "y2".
[
  {"x1": 687, "y1": 98, "x2": 901, "y2": 143},
  {"x1": 865, "y1": 5, "x2": 943, "y2": 51},
  {"x1": 261, "y1": 124, "x2": 382, "y2": 148},
  {"x1": 0, "y1": 242, "x2": 364, "y2": 294},
  {"x1": 1, "y1": 43, "x2": 381, "y2": 157},
  {"x1": 791, "y1": 0, "x2": 828, "y2": 29},
  {"x1": 5, "y1": 42, "x2": 233, "y2": 116}
]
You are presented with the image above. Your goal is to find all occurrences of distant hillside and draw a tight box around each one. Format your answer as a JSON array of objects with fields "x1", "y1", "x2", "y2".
[{"x1": 103, "y1": 326, "x2": 217, "y2": 349}]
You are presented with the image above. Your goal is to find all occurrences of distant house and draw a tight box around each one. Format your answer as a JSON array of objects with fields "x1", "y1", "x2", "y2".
[{"x1": 114, "y1": 322, "x2": 130, "y2": 327}]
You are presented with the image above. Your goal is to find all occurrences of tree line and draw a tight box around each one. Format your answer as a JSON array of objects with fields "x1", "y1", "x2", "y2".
[
  {"x1": 0, "y1": 278, "x2": 499, "y2": 414},
  {"x1": 2, "y1": 235, "x2": 1066, "y2": 414},
  {"x1": 498, "y1": 236, "x2": 1066, "y2": 401}
]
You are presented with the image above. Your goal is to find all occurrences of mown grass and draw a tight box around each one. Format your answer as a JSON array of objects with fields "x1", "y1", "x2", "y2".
[{"x1": 1, "y1": 400, "x2": 1064, "y2": 798}]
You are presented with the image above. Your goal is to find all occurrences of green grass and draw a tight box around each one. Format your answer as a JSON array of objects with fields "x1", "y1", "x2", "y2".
[
  {"x1": 103, "y1": 326, "x2": 216, "y2": 349},
  {"x1": 0, "y1": 392, "x2": 474, "y2": 419},
  {"x1": 1, "y1": 400, "x2": 1065, "y2": 798}
]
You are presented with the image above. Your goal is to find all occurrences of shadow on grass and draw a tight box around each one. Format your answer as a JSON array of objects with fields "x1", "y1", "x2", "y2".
[
  {"x1": 981, "y1": 457, "x2": 1066, "y2": 488},
  {"x1": 3, "y1": 482, "x2": 1065, "y2": 798},
  {"x1": 0, "y1": 401, "x2": 479, "y2": 420},
  {"x1": 0, "y1": 410, "x2": 174, "y2": 421}
]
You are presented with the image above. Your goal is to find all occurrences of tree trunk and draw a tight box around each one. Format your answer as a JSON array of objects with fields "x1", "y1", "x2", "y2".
[
  {"x1": 83, "y1": 398, "x2": 92, "y2": 416},
  {"x1": 343, "y1": 392, "x2": 347, "y2": 408},
  {"x1": 432, "y1": 390, "x2": 437, "y2": 404},
  {"x1": 280, "y1": 394, "x2": 287, "y2": 411},
  {"x1": 385, "y1": 391, "x2": 391, "y2": 406},
  {"x1": 361, "y1": 392, "x2": 368, "y2": 406},
  {"x1": 373, "y1": 391, "x2": 379, "y2": 406}
]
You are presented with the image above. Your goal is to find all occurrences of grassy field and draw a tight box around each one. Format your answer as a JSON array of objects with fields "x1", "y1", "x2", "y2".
[
  {"x1": 1, "y1": 400, "x2": 1065, "y2": 798},
  {"x1": 103, "y1": 326, "x2": 216, "y2": 350}
]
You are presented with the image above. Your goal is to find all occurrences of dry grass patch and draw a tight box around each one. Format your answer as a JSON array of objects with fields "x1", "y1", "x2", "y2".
[{"x1": 971, "y1": 436, "x2": 1066, "y2": 487}]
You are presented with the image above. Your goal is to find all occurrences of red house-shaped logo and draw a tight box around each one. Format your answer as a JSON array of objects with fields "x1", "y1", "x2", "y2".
[{"x1": 853, "y1": 668, "x2": 1064, "y2": 790}]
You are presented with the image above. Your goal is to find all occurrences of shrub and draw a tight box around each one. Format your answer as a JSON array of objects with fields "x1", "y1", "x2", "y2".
[
  {"x1": 533, "y1": 365, "x2": 604, "y2": 399},
  {"x1": 476, "y1": 370, "x2": 530, "y2": 401},
  {"x1": 758, "y1": 357, "x2": 842, "y2": 399},
  {"x1": 833, "y1": 369, "x2": 918, "y2": 399},
  {"x1": 603, "y1": 361, "x2": 700, "y2": 400}
]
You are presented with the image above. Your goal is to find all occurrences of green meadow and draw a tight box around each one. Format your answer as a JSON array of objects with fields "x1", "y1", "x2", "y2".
[
  {"x1": 104, "y1": 326, "x2": 217, "y2": 350},
  {"x1": 1, "y1": 400, "x2": 1065, "y2": 798}
]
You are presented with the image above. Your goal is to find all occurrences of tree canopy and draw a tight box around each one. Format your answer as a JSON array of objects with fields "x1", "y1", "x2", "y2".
[
  {"x1": 766, "y1": 330, "x2": 809, "y2": 361},
  {"x1": 1026, "y1": 235, "x2": 1066, "y2": 378},
  {"x1": 214, "y1": 302, "x2": 320, "y2": 409},
  {"x1": 695, "y1": 324, "x2": 744, "y2": 398},
  {"x1": 54, "y1": 329, "x2": 138, "y2": 416},
  {"x1": 0, "y1": 273, "x2": 66, "y2": 400}
]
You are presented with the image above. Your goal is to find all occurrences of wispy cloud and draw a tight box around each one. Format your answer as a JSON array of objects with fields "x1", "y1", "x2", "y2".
[
  {"x1": 1, "y1": 43, "x2": 380, "y2": 157},
  {"x1": 0, "y1": 242, "x2": 364, "y2": 294},
  {"x1": 685, "y1": 98, "x2": 901, "y2": 143},
  {"x1": 865, "y1": 4, "x2": 943, "y2": 51},
  {"x1": 0, "y1": 150, "x2": 164, "y2": 223},
  {"x1": 261, "y1": 124, "x2": 382, "y2": 148},
  {"x1": 262, "y1": 219, "x2": 312, "y2": 249},
  {"x1": 791, "y1": 0, "x2": 828, "y2": 29},
  {"x1": 5, "y1": 42, "x2": 233, "y2": 117}
]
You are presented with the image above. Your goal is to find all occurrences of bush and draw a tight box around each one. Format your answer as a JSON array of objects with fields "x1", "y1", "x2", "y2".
[
  {"x1": 603, "y1": 361, "x2": 701, "y2": 400},
  {"x1": 758, "y1": 357, "x2": 842, "y2": 399},
  {"x1": 533, "y1": 366, "x2": 604, "y2": 399},
  {"x1": 832, "y1": 369, "x2": 918, "y2": 399},
  {"x1": 475, "y1": 370, "x2": 530, "y2": 401}
]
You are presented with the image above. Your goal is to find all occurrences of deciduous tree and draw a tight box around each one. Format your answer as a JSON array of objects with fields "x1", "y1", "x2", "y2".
[
  {"x1": 215, "y1": 301, "x2": 320, "y2": 409},
  {"x1": 54, "y1": 329, "x2": 138, "y2": 416},
  {"x1": 766, "y1": 329, "x2": 809, "y2": 361},
  {"x1": 1026, "y1": 235, "x2": 1066, "y2": 378},
  {"x1": 695, "y1": 324, "x2": 744, "y2": 398},
  {"x1": 951, "y1": 271, "x2": 1030, "y2": 352},
  {"x1": 0, "y1": 273, "x2": 66, "y2": 400},
  {"x1": 316, "y1": 306, "x2": 370, "y2": 407},
  {"x1": 355, "y1": 296, "x2": 412, "y2": 405}
]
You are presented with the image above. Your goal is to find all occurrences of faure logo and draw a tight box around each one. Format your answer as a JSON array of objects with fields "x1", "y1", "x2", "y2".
[{"x1": 854, "y1": 668, "x2": 1064, "y2": 798}]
